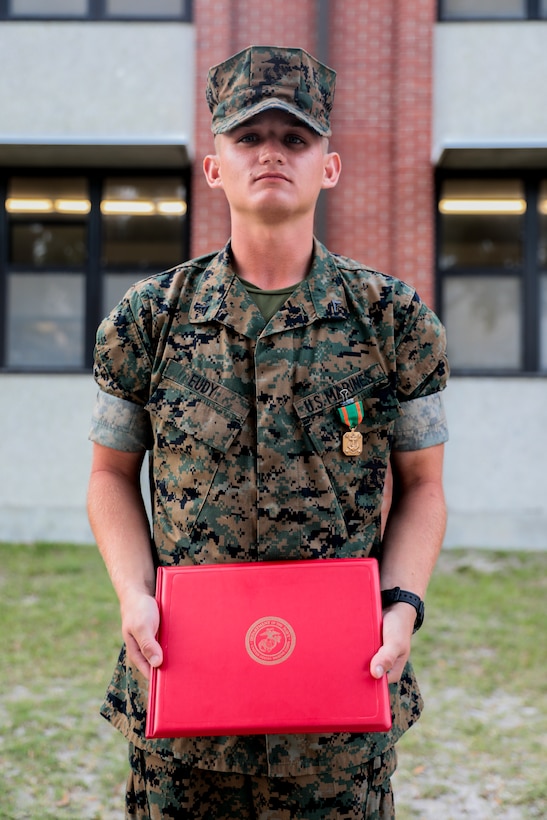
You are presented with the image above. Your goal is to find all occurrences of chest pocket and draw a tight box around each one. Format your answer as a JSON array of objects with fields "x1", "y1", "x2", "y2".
[
  {"x1": 146, "y1": 359, "x2": 250, "y2": 454},
  {"x1": 293, "y1": 365, "x2": 401, "y2": 455}
]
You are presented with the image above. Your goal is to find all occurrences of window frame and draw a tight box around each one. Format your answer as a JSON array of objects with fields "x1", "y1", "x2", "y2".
[
  {"x1": 435, "y1": 169, "x2": 546, "y2": 377},
  {"x1": 0, "y1": 0, "x2": 192, "y2": 22},
  {"x1": 0, "y1": 167, "x2": 190, "y2": 374},
  {"x1": 438, "y1": 0, "x2": 545, "y2": 21}
]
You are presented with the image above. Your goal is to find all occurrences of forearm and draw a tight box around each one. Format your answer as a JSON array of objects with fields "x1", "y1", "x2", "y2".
[
  {"x1": 380, "y1": 476, "x2": 446, "y2": 599},
  {"x1": 87, "y1": 445, "x2": 162, "y2": 677},
  {"x1": 87, "y1": 455, "x2": 156, "y2": 604},
  {"x1": 370, "y1": 444, "x2": 446, "y2": 681}
]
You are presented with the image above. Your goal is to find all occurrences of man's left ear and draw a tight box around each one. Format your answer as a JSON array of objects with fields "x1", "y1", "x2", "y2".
[{"x1": 322, "y1": 152, "x2": 342, "y2": 189}]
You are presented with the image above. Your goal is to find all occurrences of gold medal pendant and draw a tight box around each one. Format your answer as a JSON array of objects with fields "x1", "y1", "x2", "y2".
[
  {"x1": 342, "y1": 429, "x2": 363, "y2": 457},
  {"x1": 338, "y1": 393, "x2": 365, "y2": 457}
]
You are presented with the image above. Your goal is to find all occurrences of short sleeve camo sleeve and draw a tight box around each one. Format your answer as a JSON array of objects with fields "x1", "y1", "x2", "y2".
[
  {"x1": 393, "y1": 286, "x2": 449, "y2": 401},
  {"x1": 89, "y1": 390, "x2": 152, "y2": 452},
  {"x1": 92, "y1": 287, "x2": 155, "y2": 407},
  {"x1": 392, "y1": 393, "x2": 448, "y2": 452}
]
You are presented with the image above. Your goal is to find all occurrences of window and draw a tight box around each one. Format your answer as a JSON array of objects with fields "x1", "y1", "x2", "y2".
[
  {"x1": 105, "y1": 0, "x2": 187, "y2": 17},
  {"x1": 438, "y1": 0, "x2": 547, "y2": 19},
  {"x1": 11, "y1": 0, "x2": 87, "y2": 15},
  {"x1": 437, "y1": 176, "x2": 547, "y2": 374},
  {"x1": 0, "y1": 0, "x2": 191, "y2": 20},
  {"x1": 101, "y1": 176, "x2": 187, "y2": 316},
  {"x1": 0, "y1": 172, "x2": 189, "y2": 371},
  {"x1": 539, "y1": 181, "x2": 547, "y2": 369}
]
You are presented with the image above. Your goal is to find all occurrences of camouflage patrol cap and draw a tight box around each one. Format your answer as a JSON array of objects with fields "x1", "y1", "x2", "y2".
[{"x1": 206, "y1": 46, "x2": 336, "y2": 137}]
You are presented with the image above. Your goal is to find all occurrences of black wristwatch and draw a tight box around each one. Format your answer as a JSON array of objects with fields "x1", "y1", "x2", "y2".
[{"x1": 381, "y1": 587, "x2": 425, "y2": 633}]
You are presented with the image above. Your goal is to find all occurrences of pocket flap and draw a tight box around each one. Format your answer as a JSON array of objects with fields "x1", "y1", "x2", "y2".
[{"x1": 146, "y1": 360, "x2": 250, "y2": 454}]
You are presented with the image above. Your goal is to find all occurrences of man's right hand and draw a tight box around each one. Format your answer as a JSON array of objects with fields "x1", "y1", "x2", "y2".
[{"x1": 120, "y1": 591, "x2": 163, "y2": 679}]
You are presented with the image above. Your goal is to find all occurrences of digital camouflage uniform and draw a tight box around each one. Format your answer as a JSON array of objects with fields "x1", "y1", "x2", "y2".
[
  {"x1": 90, "y1": 238, "x2": 448, "y2": 816},
  {"x1": 125, "y1": 742, "x2": 398, "y2": 819}
]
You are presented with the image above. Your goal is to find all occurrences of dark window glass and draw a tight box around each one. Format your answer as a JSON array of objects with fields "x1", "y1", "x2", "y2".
[
  {"x1": 103, "y1": 272, "x2": 144, "y2": 316},
  {"x1": 106, "y1": 0, "x2": 186, "y2": 16},
  {"x1": 9, "y1": 0, "x2": 87, "y2": 15},
  {"x1": 7, "y1": 177, "x2": 89, "y2": 267},
  {"x1": 7, "y1": 272, "x2": 85, "y2": 368},
  {"x1": 1, "y1": 172, "x2": 188, "y2": 371},
  {"x1": 539, "y1": 182, "x2": 547, "y2": 371},
  {"x1": 539, "y1": 180, "x2": 547, "y2": 270},
  {"x1": 542, "y1": 0, "x2": 547, "y2": 18},
  {"x1": 443, "y1": 276, "x2": 521, "y2": 369},
  {"x1": 438, "y1": 177, "x2": 547, "y2": 373},
  {"x1": 10, "y1": 223, "x2": 87, "y2": 267},
  {"x1": 440, "y1": 0, "x2": 526, "y2": 18},
  {"x1": 101, "y1": 176, "x2": 186, "y2": 269},
  {"x1": 541, "y1": 276, "x2": 547, "y2": 370},
  {"x1": 5, "y1": 0, "x2": 190, "y2": 18},
  {"x1": 438, "y1": 179, "x2": 525, "y2": 271}
]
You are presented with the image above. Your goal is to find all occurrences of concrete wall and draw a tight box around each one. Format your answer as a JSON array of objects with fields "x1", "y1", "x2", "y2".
[
  {"x1": 443, "y1": 379, "x2": 547, "y2": 551},
  {"x1": 1, "y1": 376, "x2": 545, "y2": 549},
  {"x1": 0, "y1": 21, "x2": 195, "y2": 148},
  {"x1": 0, "y1": 375, "x2": 150, "y2": 544},
  {"x1": 0, "y1": 375, "x2": 97, "y2": 544},
  {"x1": 433, "y1": 22, "x2": 547, "y2": 156}
]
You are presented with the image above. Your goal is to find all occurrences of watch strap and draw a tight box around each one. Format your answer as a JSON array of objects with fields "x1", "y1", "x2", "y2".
[{"x1": 381, "y1": 587, "x2": 425, "y2": 633}]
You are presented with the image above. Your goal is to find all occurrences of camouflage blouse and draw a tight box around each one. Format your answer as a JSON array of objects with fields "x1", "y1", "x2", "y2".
[{"x1": 90, "y1": 239, "x2": 449, "y2": 777}]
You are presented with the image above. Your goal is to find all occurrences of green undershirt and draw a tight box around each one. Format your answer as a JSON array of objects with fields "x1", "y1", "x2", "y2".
[{"x1": 239, "y1": 277, "x2": 298, "y2": 322}]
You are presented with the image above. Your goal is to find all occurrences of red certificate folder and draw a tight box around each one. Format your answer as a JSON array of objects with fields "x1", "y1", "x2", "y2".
[{"x1": 146, "y1": 558, "x2": 391, "y2": 738}]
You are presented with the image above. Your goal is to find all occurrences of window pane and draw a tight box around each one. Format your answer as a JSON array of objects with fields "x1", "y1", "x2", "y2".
[
  {"x1": 7, "y1": 273, "x2": 84, "y2": 368},
  {"x1": 7, "y1": 177, "x2": 88, "y2": 267},
  {"x1": 541, "y1": 277, "x2": 547, "y2": 371},
  {"x1": 539, "y1": 181, "x2": 547, "y2": 269},
  {"x1": 106, "y1": 0, "x2": 186, "y2": 17},
  {"x1": 9, "y1": 0, "x2": 87, "y2": 16},
  {"x1": 438, "y1": 179, "x2": 525, "y2": 270},
  {"x1": 102, "y1": 177, "x2": 186, "y2": 269},
  {"x1": 103, "y1": 273, "x2": 143, "y2": 316},
  {"x1": 542, "y1": 0, "x2": 547, "y2": 18},
  {"x1": 441, "y1": 0, "x2": 526, "y2": 18},
  {"x1": 443, "y1": 276, "x2": 521, "y2": 369},
  {"x1": 10, "y1": 224, "x2": 87, "y2": 267}
]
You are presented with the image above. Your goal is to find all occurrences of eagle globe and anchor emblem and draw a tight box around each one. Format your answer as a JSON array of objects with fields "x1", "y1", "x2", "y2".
[{"x1": 245, "y1": 617, "x2": 296, "y2": 665}]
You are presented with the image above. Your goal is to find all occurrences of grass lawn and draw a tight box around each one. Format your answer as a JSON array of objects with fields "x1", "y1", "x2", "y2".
[
  {"x1": 394, "y1": 549, "x2": 547, "y2": 819},
  {"x1": 1, "y1": 543, "x2": 546, "y2": 819},
  {"x1": 0, "y1": 542, "x2": 127, "y2": 819}
]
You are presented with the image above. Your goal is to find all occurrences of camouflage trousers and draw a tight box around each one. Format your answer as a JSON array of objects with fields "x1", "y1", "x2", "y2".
[{"x1": 125, "y1": 742, "x2": 397, "y2": 819}]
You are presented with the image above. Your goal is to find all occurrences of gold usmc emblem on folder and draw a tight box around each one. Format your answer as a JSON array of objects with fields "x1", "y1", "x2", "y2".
[{"x1": 245, "y1": 617, "x2": 296, "y2": 665}]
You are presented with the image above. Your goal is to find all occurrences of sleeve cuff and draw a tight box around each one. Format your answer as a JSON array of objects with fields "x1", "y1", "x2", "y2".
[
  {"x1": 392, "y1": 392, "x2": 448, "y2": 452},
  {"x1": 88, "y1": 390, "x2": 152, "y2": 452}
]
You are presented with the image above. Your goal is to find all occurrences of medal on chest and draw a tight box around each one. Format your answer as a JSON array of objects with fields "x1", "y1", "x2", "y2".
[{"x1": 337, "y1": 391, "x2": 364, "y2": 457}]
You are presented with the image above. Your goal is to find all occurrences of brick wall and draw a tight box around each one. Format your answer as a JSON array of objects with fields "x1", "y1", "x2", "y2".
[{"x1": 191, "y1": 0, "x2": 436, "y2": 307}]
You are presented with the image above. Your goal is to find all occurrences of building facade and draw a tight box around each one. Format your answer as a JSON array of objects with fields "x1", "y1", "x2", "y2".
[{"x1": 1, "y1": 0, "x2": 546, "y2": 548}]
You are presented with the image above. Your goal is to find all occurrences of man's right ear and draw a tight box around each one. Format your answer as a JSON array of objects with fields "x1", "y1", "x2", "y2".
[{"x1": 203, "y1": 154, "x2": 223, "y2": 189}]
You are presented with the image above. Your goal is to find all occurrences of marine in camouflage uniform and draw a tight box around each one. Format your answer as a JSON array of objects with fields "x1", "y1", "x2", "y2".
[{"x1": 88, "y1": 46, "x2": 449, "y2": 819}]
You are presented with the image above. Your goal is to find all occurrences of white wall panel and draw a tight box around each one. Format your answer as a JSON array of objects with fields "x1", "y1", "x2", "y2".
[
  {"x1": 433, "y1": 22, "x2": 547, "y2": 158},
  {"x1": 0, "y1": 22, "x2": 195, "y2": 151},
  {"x1": 443, "y1": 378, "x2": 547, "y2": 550}
]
